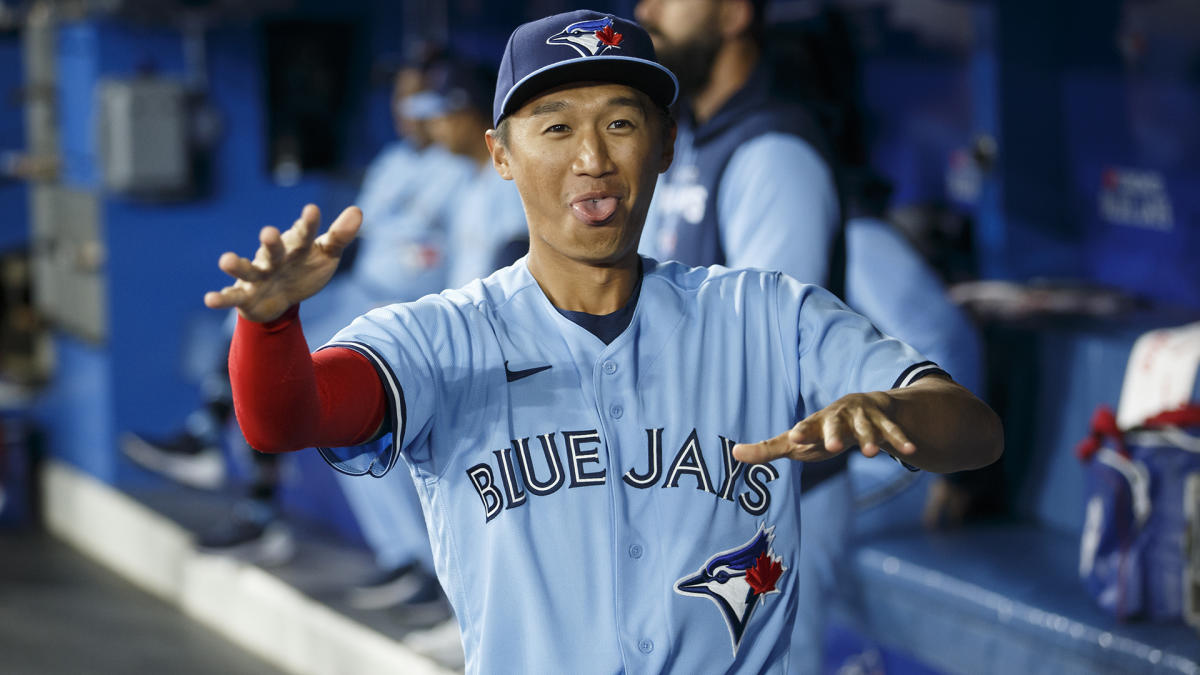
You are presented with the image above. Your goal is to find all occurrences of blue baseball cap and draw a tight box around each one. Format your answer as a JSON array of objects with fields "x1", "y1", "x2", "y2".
[
  {"x1": 493, "y1": 10, "x2": 679, "y2": 126},
  {"x1": 403, "y1": 58, "x2": 495, "y2": 121}
]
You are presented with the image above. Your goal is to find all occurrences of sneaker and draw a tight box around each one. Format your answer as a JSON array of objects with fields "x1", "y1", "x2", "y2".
[
  {"x1": 347, "y1": 563, "x2": 452, "y2": 626},
  {"x1": 347, "y1": 562, "x2": 425, "y2": 610},
  {"x1": 388, "y1": 569, "x2": 452, "y2": 628},
  {"x1": 195, "y1": 501, "x2": 295, "y2": 567},
  {"x1": 404, "y1": 617, "x2": 465, "y2": 669},
  {"x1": 120, "y1": 430, "x2": 225, "y2": 490}
]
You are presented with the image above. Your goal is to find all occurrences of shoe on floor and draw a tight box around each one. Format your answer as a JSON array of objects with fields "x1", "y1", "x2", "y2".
[
  {"x1": 120, "y1": 430, "x2": 225, "y2": 490},
  {"x1": 388, "y1": 569, "x2": 453, "y2": 628},
  {"x1": 346, "y1": 562, "x2": 452, "y2": 627},
  {"x1": 404, "y1": 617, "x2": 465, "y2": 670},
  {"x1": 347, "y1": 562, "x2": 429, "y2": 610},
  {"x1": 195, "y1": 501, "x2": 295, "y2": 567}
]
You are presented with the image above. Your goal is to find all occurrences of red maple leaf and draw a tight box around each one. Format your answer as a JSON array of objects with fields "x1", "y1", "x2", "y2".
[
  {"x1": 745, "y1": 553, "x2": 783, "y2": 595},
  {"x1": 595, "y1": 25, "x2": 624, "y2": 47}
]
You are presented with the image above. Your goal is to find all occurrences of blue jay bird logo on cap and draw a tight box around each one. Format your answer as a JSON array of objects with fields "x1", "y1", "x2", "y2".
[
  {"x1": 547, "y1": 16, "x2": 625, "y2": 57},
  {"x1": 675, "y1": 524, "x2": 787, "y2": 655}
]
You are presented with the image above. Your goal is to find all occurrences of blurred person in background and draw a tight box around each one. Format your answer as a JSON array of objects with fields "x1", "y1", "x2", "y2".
[
  {"x1": 635, "y1": 0, "x2": 840, "y2": 286},
  {"x1": 421, "y1": 60, "x2": 528, "y2": 290}
]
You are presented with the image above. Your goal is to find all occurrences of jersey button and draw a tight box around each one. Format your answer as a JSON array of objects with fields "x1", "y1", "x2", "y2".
[
  {"x1": 628, "y1": 544, "x2": 643, "y2": 559},
  {"x1": 602, "y1": 360, "x2": 617, "y2": 375},
  {"x1": 610, "y1": 404, "x2": 624, "y2": 419},
  {"x1": 638, "y1": 639, "x2": 654, "y2": 654}
]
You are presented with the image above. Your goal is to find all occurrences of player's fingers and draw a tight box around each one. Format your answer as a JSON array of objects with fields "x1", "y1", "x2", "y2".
[
  {"x1": 787, "y1": 417, "x2": 822, "y2": 446},
  {"x1": 217, "y1": 251, "x2": 265, "y2": 282},
  {"x1": 852, "y1": 408, "x2": 883, "y2": 457},
  {"x1": 731, "y1": 432, "x2": 791, "y2": 464},
  {"x1": 203, "y1": 284, "x2": 248, "y2": 309},
  {"x1": 258, "y1": 226, "x2": 285, "y2": 269},
  {"x1": 821, "y1": 412, "x2": 851, "y2": 454},
  {"x1": 876, "y1": 415, "x2": 916, "y2": 456},
  {"x1": 280, "y1": 204, "x2": 321, "y2": 251},
  {"x1": 316, "y1": 206, "x2": 363, "y2": 257},
  {"x1": 295, "y1": 203, "x2": 321, "y2": 244}
]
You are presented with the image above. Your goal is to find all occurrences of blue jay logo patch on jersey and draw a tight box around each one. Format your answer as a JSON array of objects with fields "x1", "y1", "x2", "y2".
[
  {"x1": 547, "y1": 17, "x2": 624, "y2": 57},
  {"x1": 675, "y1": 524, "x2": 787, "y2": 655}
]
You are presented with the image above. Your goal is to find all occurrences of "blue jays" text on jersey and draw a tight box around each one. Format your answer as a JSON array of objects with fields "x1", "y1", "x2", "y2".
[{"x1": 465, "y1": 426, "x2": 781, "y2": 522}]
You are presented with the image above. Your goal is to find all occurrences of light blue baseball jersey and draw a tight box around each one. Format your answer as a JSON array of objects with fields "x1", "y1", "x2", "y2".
[
  {"x1": 352, "y1": 145, "x2": 477, "y2": 299},
  {"x1": 844, "y1": 216, "x2": 983, "y2": 396},
  {"x1": 317, "y1": 257, "x2": 936, "y2": 674},
  {"x1": 640, "y1": 131, "x2": 840, "y2": 286},
  {"x1": 445, "y1": 165, "x2": 527, "y2": 289},
  {"x1": 355, "y1": 141, "x2": 423, "y2": 223}
]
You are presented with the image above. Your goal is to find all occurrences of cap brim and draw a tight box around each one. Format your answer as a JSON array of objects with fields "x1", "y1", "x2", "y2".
[{"x1": 497, "y1": 55, "x2": 679, "y2": 126}]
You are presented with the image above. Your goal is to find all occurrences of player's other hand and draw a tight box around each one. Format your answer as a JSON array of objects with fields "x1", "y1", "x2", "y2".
[
  {"x1": 203, "y1": 204, "x2": 362, "y2": 323},
  {"x1": 731, "y1": 391, "x2": 915, "y2": 464}
]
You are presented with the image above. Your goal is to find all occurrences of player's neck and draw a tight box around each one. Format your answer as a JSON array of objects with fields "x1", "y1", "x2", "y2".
[
  {"x1": 691, "y1": 40, "x2": 759, "y2": 126},
  {"x1": 527, "y1": 250, "x2": 640, "y2": 315}
]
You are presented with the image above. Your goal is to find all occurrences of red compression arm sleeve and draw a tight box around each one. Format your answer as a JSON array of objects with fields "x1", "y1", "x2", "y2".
[{"x1": 229, "y1": 305, "x2": 386, "y2": 453}]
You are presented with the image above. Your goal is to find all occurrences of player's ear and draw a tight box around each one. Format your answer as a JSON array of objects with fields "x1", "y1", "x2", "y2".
[
  {"x1": 485, "y1": 129, "x2": 514, "y2": 180},
  {"x1": 658, "y1": 118, "x2": 676, "y2": 174}
]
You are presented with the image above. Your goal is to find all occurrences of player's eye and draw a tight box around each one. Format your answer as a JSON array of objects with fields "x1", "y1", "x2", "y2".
[
  {"x1": 608, "y1": 119, "x2": 634, "y2": 130},
  {"x1": 544, "y1": 123, "x2": 570, "y2": 134}
]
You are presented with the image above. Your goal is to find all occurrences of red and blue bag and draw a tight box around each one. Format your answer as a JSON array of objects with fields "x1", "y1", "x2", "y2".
[{"x1": 1077, "y1": 404, "x2": 1200, "y2": 622}]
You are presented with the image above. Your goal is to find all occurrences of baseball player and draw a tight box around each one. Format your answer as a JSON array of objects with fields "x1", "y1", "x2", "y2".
[{"x1": 206, "y1": 11, "x2": 1001, "y2": 673}]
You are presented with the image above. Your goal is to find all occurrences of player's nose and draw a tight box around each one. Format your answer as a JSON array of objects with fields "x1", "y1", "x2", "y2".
[{"x1": 571, "y1": 131, "x2": 616, "y2": 178}]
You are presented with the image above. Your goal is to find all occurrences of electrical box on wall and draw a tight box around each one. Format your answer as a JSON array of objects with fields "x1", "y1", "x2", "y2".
[
  {"x1": 96, "y1": 77, "x2": 189, "y2": 197},
  {"x1": 30, "y1": 184, "x2": 107, "y2": 343}
]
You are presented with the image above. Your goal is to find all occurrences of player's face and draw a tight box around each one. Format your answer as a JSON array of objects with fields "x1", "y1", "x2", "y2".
[
  {"x1": 393, "y1": 67, "x2": 430, "y2": 146},
  {"x1": 635, "y1": 0, "x2": 719, "y2": 48},
  {"x1": 428, "y1": 109, "x2": 486, "y2": 158},
  {"x1": 488, "y1": 83, "x2": 674, "y2": 269},
  {"x1": 635, "y1": 0, "x2": 723, "y2": 94}
]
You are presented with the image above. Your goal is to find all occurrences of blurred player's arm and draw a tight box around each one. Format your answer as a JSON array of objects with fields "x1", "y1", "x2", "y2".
[
  {"x1": 733, "y1": 375, "x2": 1002, "y2": 474},
  {"x1": 205, "y1": 204, "x2": 386, "y2": 452},
  {"x1": 717, "y1": 134, "x2": 839, "y2": 285}
]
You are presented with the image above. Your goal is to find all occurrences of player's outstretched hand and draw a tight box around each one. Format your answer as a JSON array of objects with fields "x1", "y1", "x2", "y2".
[
  {"x1": 731, "y1": 391, "x2": 916, "y2": 465},
  {"x1": 203, "y1": 204, "x2": 362, "y2": 323}
]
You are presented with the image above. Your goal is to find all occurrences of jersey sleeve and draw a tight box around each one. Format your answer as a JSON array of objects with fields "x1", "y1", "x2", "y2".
[
  {"x1": 843, "y1": 217, "x2": 984, "y2": 396},
  {"x1": 313, "y1": 301, "x2": 448, "y2": 478},
  {"x1": 717, "y1": 134, "x2": 840, "y2": 285},
  {"x1": 784, "y1": 277, "x2": 945, "y2": 472},
  {"x1": 784, "y1": 275, "x2": 944, "y2": 413}
]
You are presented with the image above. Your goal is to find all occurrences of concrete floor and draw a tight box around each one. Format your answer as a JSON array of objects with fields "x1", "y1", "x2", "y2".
[{"x1": 0, "y1": 528, "x2": 285, "y2": 675}]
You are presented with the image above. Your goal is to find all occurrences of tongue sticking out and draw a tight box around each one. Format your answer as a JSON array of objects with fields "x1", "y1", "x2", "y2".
[{"x1": 571, "y1": 197, "x2": 618, "y2": 224}]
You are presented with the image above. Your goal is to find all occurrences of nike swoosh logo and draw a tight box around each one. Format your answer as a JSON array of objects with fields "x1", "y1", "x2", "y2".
[{"x1": 505, "y1": 361, "x2": 552, "y2": 382}]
